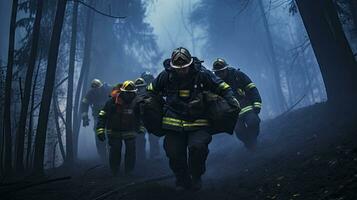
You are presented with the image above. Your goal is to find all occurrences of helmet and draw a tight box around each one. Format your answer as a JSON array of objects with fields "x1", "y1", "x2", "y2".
[
  {"x1": 170, "y1": 47, "x2": 193, "y2": 69},
  {"x1": 134, "y1": 78, "x2": 147, "y2": 87},
  {"x1": 140, "y1": 71, "x2": 154, "y2": 83},
  {"x1": 91, "y1": 79, "x2": 103, "y2": 88},
  {"x1": 212, "y1": 58, "x2": 228, "y2": 72},
  {"x1": 120, "y1": 80, "x2": 137, "y2": 92}
]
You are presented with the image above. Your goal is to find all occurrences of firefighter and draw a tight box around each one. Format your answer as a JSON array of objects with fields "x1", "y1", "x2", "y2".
[
  {"x1": 212, "y1": 58, "x2": 262, "y2": 151},
  {"x1": 81, "y1": 79, "x2": 112, "y2": 160},
  {"x1": 140, "y1": 72, "x2": 161, "y2": 159},
  {"x1": 146, "y1": 47, "x2": 240, "y2": 190},
  {"x1": 96, "y1": 81, "x2": 141, "y2": 176}
]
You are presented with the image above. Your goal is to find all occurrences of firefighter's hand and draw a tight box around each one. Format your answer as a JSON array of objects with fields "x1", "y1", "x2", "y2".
[
  {"x1": 227, "y1": 97, "x2": 240, "y2": 110},
  {"x1": 97, "y1": 132, "x2": 105, "y2": 142},
  {"x1": 82, "y1": 114, "x2": 90, "y2": 127}
]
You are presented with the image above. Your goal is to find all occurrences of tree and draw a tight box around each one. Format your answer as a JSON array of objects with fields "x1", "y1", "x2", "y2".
[
  {"x1": 15, "y1": 0, "x2": 44, "y2": 172},
  {"x1": 73, "y1": 0, "x2": 95, "y2": 159},
  {"x1": 258, "y1": 0, "x2": 287, "y2": 113},
  {"x1": 296, "y1": 0, "x2": 357, "y2": 106},
  {"x1": 33, "y1": 0, "x2": 67, "y2": 174},
  {"x1": 2, "y1": 0, "x2": 18, "y2": 175},
  {"x1": 64, "y1": 0, "x2": 78, "y2": 166}
]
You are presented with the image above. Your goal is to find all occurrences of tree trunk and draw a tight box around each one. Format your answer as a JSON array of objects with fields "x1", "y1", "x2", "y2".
[
  {"x1": 73, "y1": 1, "x2": 95, "y2": 159},
  {"x1": 15, "y1": 0, "x2": 44, "y2": 172},
  {"x1": 2, "y1": 0, "x2": 18, "y2": 175},
  {"x1": 258, "y1": 0, "x2": 287, "y2": 114},
  {"x1": 296, "y1": 0, "x2": 357, "y2": 106},
  {"x1": 33, "y1": 0, "x2": 67, "y2": 174},
  {"x1": 64, "y1": 0, "x2": 78, "y2": 166},
  {"x1": 53, "y1": 95, "x2": 66, "y2": 161},
  {"x1": 26, "y1": 59, "x2": 41, "y2": 169}
]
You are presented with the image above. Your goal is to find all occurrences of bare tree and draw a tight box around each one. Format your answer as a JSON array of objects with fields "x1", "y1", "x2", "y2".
[
  {"x1": 33, "y1": 0, "x2": 67, "y2": 174},
  {"x1": 296, "y1": 0, "x2": 357, "y2": 106},
  {"x1": 15, "y1": 0, "x2": 44, "y2": 172},
  {"x1": 2, "y1": 0, "x2": 18, "y2": 175}
]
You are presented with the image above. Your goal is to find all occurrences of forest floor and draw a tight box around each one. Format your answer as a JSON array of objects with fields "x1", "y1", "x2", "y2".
[{"x1": 1, "y1": 102, "x2": 357, "y2": 200}]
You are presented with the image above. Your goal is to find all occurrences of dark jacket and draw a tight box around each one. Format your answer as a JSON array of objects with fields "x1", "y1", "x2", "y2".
[
  {"x1": 81, "y1": 83, "x2": 112, "y2": 118},
  {"x1": 96, "y1": 96, "x2": 141, "y2": 134},
  {"x1": 147, "y1": 57, "x2": 238, "y2": 132},
  {"x1": 221, "y1": 67, "x2": 262, "y2": 115}
]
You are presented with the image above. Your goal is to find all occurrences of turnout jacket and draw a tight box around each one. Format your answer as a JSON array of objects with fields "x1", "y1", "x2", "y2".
[
  {"x1": 96, "y1": 96, "x2": 141, "y2": 137},
  {"x1": 222, "y1": 67, "x2": 262, "y2": 115},
  {"x1": 81, "y1": 84, "x2": 112, "y2": 118},
  {"x1": 147, "y1": 57, "x2": 238, "y2": 132}
]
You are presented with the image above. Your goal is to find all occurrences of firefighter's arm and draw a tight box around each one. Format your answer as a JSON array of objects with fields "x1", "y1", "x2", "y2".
[
  {"x1": 239, "y1": 71, "x2": 262, "y2": 113},
  {"x1": 146, "y1": 71, "x2": 166, "y2": 96},
  {"x1": 96, "y1": 101, "x2": 110, "y2": 141},
  {"x1": 204, "y1": 70, "x2": 240, "y2": 110},
  {"x1": 80, "y1": 93, "x2": 91, "y2": 127}
]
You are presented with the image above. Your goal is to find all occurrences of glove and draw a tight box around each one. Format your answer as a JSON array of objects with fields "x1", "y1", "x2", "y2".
[
  {"x1": 97, "y1": 132, "x2": 105, "y2": 141},
  {"x1": 82, "y1": 114, "x2": 90, "y2": 127},
  {"x1": 227, "y1": 97, "x2": 240, "y2": 110}
]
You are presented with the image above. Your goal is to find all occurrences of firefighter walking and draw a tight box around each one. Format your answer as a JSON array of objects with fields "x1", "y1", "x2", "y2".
[
  {"x1": 81, "y1": 79, "x2": 112, "y2": 160},
  {"x1": 146, "y1": 47, "x2": 240, "y2": 190},
  {"x1": 96, "y1": 81, "x2": 141, "y2": 176},
  {"x1": 212, "y1": 58, "x2": 262, "y2": 151}
]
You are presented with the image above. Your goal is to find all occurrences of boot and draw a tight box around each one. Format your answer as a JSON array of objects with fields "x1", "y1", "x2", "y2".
[
  {"x1": 191, "y1": 176, "x2": 202, "y2": 191},
  {"x1": 175, "y1": 174, "x2": 192, "y2": 191}
]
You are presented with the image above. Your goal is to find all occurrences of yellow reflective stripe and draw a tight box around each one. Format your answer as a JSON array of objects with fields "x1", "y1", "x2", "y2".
[
  {"x1": 245, "y1": 83, "x2": 256, "y2": 90},
  {"x1": 219, "y1": 82, "x2": 230, "y2": 90},
  {"x1": 183, "y1": 122, "x2": 209, "y2": 127},
  {"x1": 163, "y1": 117, "x2": 182, "y2": 123},
  {"x1": 162, "y1": 118, "x2": 209, "y2": 127},
  {"x1": 99, "y1": 110, "x2": 106, "y2": 116},
  {"x1": 96, "y1": 128, "x2": 105, "y2": 134},
  {"x1": 147, "y1": 83, "x2": 154, "y2": 91},
  {"x1": 239, "y1": 106, "x2": 253, "y2": 115},
  {"x1": 82, "y1": 97, "x2": 88, "y2": 103},
  {"x1": 179, "y1": 90, "x2": 190, "y2": 97},
  {"x1": 253, "y1": 102, "x2": 262, "y2": 108}
]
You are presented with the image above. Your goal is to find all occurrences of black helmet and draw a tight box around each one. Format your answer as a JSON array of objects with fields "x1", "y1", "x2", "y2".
[
  {"x1": 134, "y1": 78, "x2": 147, "y2": 87},
  {"x1": 141, "y1": 71, "x2": 154, "y2": 83},
  {"x1": 212, "y1": 58, "x2": 228, "y2": 72},
  {"x1": 170, "y1": 47, "x2": 193, "y2": 69}
]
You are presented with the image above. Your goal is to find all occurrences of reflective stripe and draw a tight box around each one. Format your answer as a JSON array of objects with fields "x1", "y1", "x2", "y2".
[
  {"x1": 162, "y1": 117, "x2": 209, "y2": 127},
  {"x1": 219, "y1": 82, "x2": 230, "y2": 90},
  {"x1": 99, "y1": 110, "x2": 106, "y2": 116},
  {"x1": 96, "y1": 128, "x2": 105, "y2": 135},
  {"x1": 82, "y1": 97, "x2": 88, "y2": 104},
  {"x1": 237, "y1": 88, "x2": 245, "y2": 96},
  {"x1": 253, "y1": 102, "x2": 262, "y2": 108},
  {"x1": 147, "y1": 83, "x2": 154, "y2": 91},
  {"x1": 245, "y1": 83, "x2": 256, "y2": 90},
  {"x1": 179, "y1": 90, "x2": 190, "y2": 97},
  {"x1": 239, "y1": 105, "x2": 253, "y2": 115}
]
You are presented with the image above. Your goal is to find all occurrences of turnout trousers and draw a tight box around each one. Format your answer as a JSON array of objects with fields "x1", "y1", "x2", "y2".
[
  {"x1": 163, "y1": 129, "x2": 212, "y2": 179},
  {"x1": 234, "y1": 111, "x2": 261, "y2": 149}
]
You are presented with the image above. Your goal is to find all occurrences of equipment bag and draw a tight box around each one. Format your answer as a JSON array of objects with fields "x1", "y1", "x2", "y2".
[
  {"x1": 140, "y1": 94, "x2": 166, "y2": 137},
  {"x1": 204, "y1": 92, "x2": 239, "y2": 135}
]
